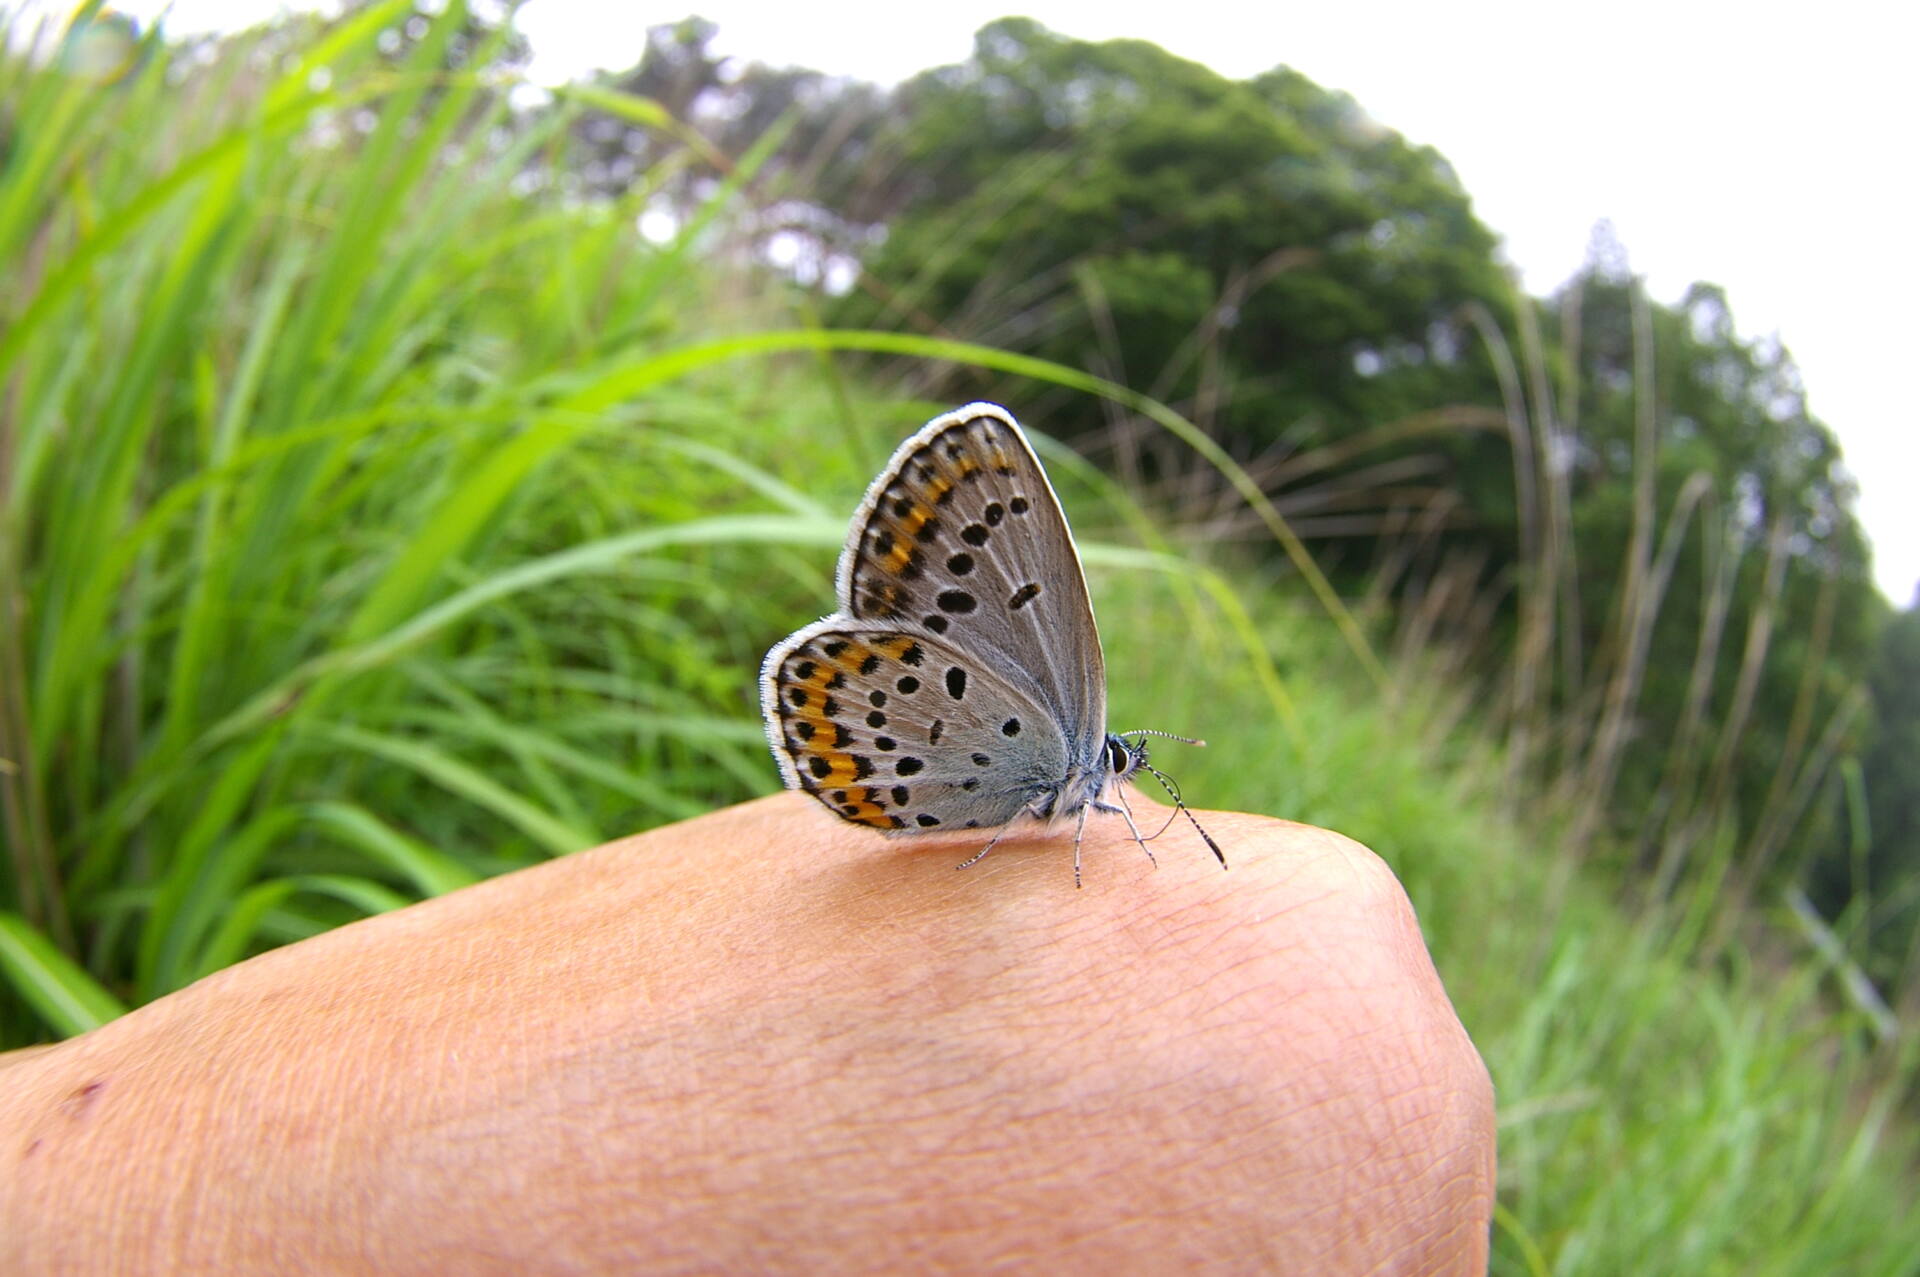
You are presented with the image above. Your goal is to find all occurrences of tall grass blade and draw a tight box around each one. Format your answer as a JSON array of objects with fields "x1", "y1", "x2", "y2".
[{"x1": 0, "y1": 912, "x2": 128, "y2": 1036}]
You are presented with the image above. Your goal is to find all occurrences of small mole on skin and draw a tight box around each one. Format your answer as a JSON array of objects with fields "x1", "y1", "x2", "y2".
[{"x1": 61, "y1": 1078, "x2": 107, "y2": 1119}]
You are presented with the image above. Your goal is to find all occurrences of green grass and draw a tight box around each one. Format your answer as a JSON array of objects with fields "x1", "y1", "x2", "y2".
[{"x1": 1, "y1": 5, "x2": 1915, "y2": 1271}]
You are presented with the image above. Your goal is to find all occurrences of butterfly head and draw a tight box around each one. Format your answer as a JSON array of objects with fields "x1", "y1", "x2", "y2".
[
  {"x1": 1103, "y1": 733, "x2": 1148, "y2": 783},
  {"x1": 1108, "y1": 729, "x2": 1228, "y2": 873}
]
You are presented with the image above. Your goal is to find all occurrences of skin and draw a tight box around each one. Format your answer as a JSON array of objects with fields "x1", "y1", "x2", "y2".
[{"x1": 0, "y1": 794, "x2": 1495, "y2": 1274}]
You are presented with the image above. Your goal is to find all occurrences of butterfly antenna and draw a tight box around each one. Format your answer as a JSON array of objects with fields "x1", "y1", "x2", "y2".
[
  {"x1": 1138, "y1": 760, "x2": 1228, "y2": 871},
  {"x1": 1119, "y1": 729, "x2": 1207, "y2": 748},
  {"x1": 1134, "y1": 765, "x2": 1185, "y2": 840}
]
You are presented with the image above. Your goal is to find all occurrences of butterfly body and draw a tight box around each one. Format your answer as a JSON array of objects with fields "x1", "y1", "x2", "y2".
[{"x1": 759, "y1": 403, "x2": 1220, "y2": 884}]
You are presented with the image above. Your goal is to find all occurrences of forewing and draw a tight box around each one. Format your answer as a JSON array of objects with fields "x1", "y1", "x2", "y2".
[
  {"x1": 760, "y1": 621, "x2": 1071, "y2": 833},
  {"x1": 834, "y1": 403, "x2": 1106, "y2": 763}
]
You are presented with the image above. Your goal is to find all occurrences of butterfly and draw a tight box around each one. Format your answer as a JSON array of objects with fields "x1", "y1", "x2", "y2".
[{"x1": 759, "y1": 402, "x2": 1225, "y2": 887}]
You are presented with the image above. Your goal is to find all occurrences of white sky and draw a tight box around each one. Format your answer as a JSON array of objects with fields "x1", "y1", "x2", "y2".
[{"x1": 51, "y1": 0, "x2": 1920, "y2": 603}]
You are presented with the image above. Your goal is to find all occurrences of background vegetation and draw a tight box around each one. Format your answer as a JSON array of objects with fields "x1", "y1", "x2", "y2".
[{"x1": 2, "y1": 3, "x2": 1915, "y2": 1271}]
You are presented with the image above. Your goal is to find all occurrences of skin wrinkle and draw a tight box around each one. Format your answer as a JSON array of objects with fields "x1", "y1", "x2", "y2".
[
  {"x1": 1346, "y1": 1086, "x2": 1490, "y2": 1273},
  {"x1": 1125, "y1": 884, "x2": 1251, "y2": 952},
  {"x1": 678, "y1": 968, "x2": 1044, "y2": 1194},
  {"x1": 2, "y1": 795, "x2": 1492, "y2": 1273},
  {"x1": 1364, "y1": 1128, "x2": 1492, "y2": 1276},
  {"x1": 1075, "y1": 1029, "x2": 1328, "y2": 1236},
  {"x1": 975, "y1": 1136, "x2": 1213, "y2": 1259},
  {"x1": 1098, "y1": 1115, "x2": 1279, "y2": 1234},
  {"x1": 783, "y1": 937, "x2": 1221, "y2": 1252},
  {"x1": 748, "y1": 1124, "x2": 1018, "y2": 1265},
  {"x1": 960, "y1": 821, "x2": 1351, "y2": 1252},
  {"x1": 933, "y1": 818, "x2": 1466, "y2": 1268},
  {"x1": 389, "y1": 902, "x2": 667, "y2": 1260}
]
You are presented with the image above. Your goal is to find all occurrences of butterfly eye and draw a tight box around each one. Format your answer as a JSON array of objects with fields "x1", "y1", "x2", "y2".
[{"x1": 1105, "y1": 736, "x2": 1137, "y2": 776}]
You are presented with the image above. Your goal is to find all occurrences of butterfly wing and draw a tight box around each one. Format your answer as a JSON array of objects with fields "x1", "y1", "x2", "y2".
[
  {"x1": 761, "y1": 622, "x2": 1072, "y2": 832},
  {"x1": 832, "y1": 403, "x2": 1107, "y2": 770}
]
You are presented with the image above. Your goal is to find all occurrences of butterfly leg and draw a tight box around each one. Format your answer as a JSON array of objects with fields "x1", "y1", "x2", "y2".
[
  {"x1": 954, "y1": 813, "x2": 1026, "y2": 874},
  {"x1": 1072, "y1": 804, "x2": 1089, "y2": 889},
  {"x1": 1096, "y1": 792, "x2": 1158, "y2": 872}
]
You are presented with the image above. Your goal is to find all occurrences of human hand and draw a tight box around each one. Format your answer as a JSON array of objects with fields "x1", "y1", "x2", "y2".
[{"x1": 2, "y1": 794, "x2": 1494, "y2": 1273}]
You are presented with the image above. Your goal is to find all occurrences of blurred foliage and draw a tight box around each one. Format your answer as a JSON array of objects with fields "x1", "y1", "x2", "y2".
[
  {"x1": 833, "y1": 19, "x2": 1510, "y2": 438},
  {"x1": 1813, "y1": 600, "x2": 1920, "y2": 990},
  {"x1": 1532, "y1": 256, "x2": 1879, "y2": 888},
  {"x1": 0, "y1": 0, "x2": 835, "y2": 1032},
  {"x1": 560, "y1": 15, "x2": 1888, "y2": 924},
  {"x1": 3, "y1": 6, "x2": 1917, "y2": 1270}
]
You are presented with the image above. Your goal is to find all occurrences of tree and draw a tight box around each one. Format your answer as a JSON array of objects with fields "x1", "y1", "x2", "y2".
[
  {"x1": 826, "y1": 18, "x2": 1512, "y2": 454},
  {"x1": 1809, "y1": 599, "x2": 1920, "y2": 989},
  {"x1": 1537, "y1": 245, "x2": 1877, "y2": 885}
]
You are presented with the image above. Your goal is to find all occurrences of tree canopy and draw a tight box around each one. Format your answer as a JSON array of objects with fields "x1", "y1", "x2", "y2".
[{"x1": 825, "y1": 18, "x2": 1513, "y2": 449}]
